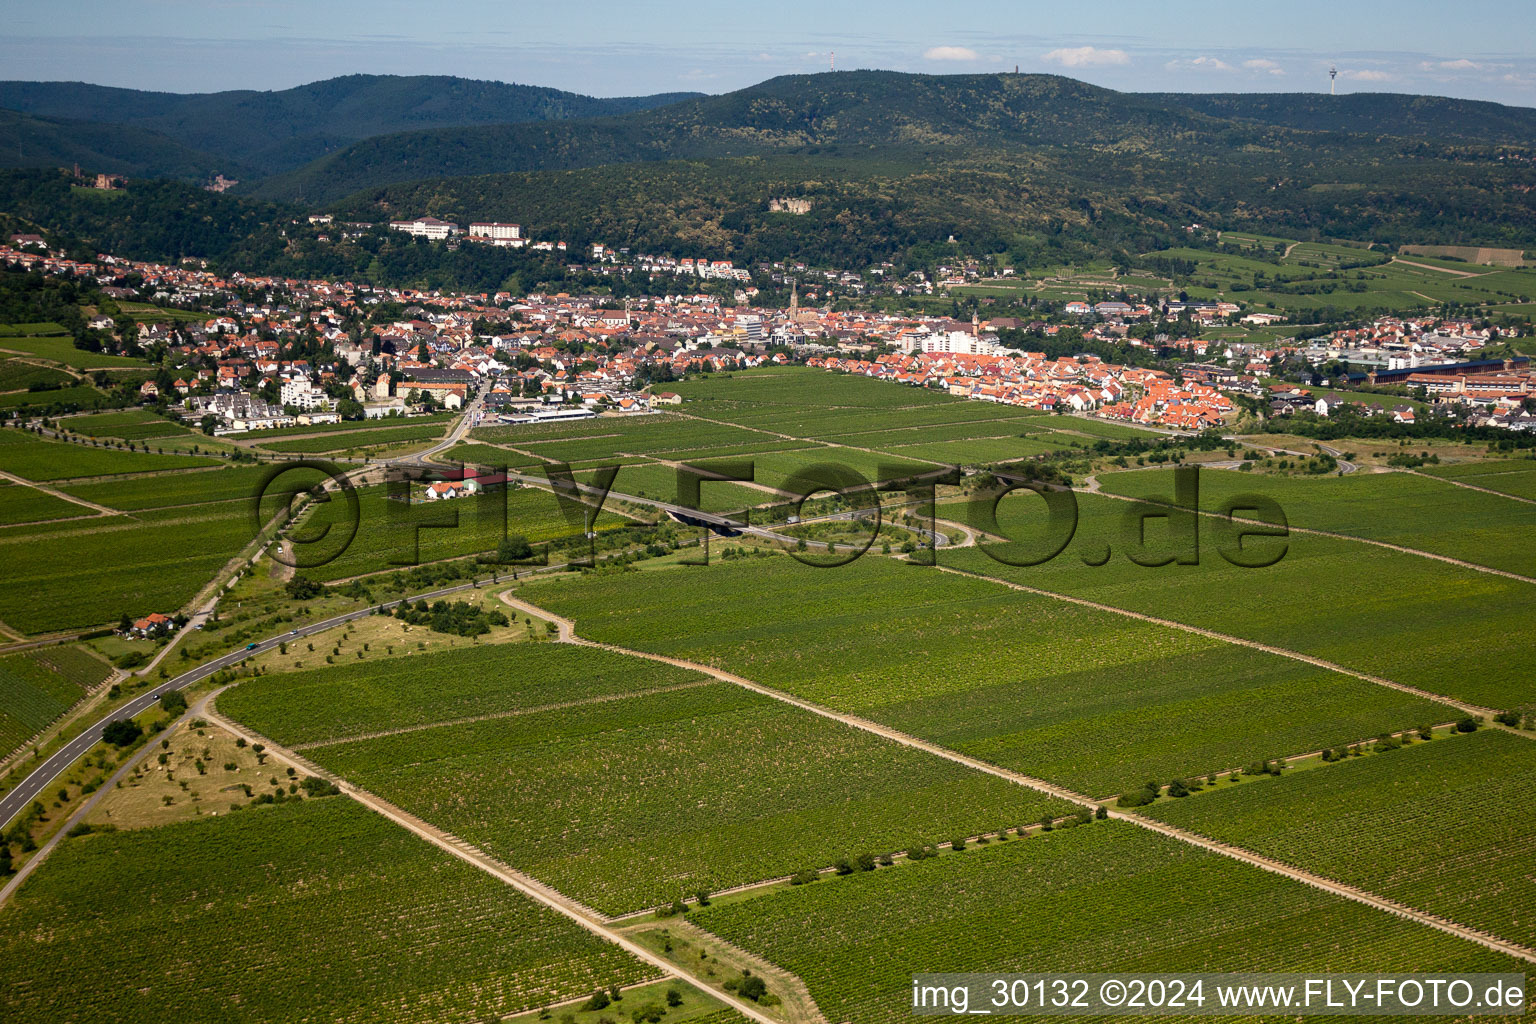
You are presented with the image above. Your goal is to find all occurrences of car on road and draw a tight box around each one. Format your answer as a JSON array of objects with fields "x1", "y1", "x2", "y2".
[{"x1": 245, "y1": 643, "x2": 258, "y2": 651}]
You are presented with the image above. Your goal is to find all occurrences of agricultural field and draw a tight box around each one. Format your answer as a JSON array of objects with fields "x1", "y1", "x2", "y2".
[
  {"x1": 522, "y1": 556, "x2": 1450, "y2": 797},
  {"x1": 1095, "y1": 466, "x2": 1536, "y2": 578},
  {"x1": 0, "y1": 430, "x2": 219, "y2": 480},
  {"x1": 0, "y1": 798, "x2": 654, "y2": 1023},
  {"x1": 0, "y1": 382, "x2": 110, "y2": 409},
  {"x1": 1149, "y1": 728, "x2": 1536, "y2": 950},
  {"x1": 310, "y1": 671, "x2": 1068, "y2": 915},
  {"x1": 476, "y1": 414, "x2": 771, "y2": 464},
  {"x1": 0, "y1": 500, "x2": 252, "y2": 634},
  {"x1": 937, "y1": 491, "x2": 1536, "y2": 710},
  {"x1": 1425, "y1": 458, "x2": 1536, "y2": 501},
  {"x1": 254, "y1": 421, "x2": 451, "y2": 454},
  {"x1": 235, "y1": 412, "x2": 456, "y2": 441},
  {"x1": 0, "y1": 481, "x2": 90, "y2": 524},
  {"x1": 58, "y1": 408, "x2": 191, "y2": 440},
  {"x1": 295, "y1": 482, "x2": 629, "y2": 582},
  {"x1": 582, "y1": 460, "x2": 780, "y2": 511},
  {"x1": 0, "y1": 645, "x2": 110, "y2": 757},
  {"x1": 0, "y1": 359, "x2": 75, "y2": 391},
  {"x1": 0, "y1": 328, "x2": 148, "y2": 368},
  {"x1": 692, "y1": 821, "x2": 1522, "y2": 1024},
  {"x1": 60, "y1": 465, "x2": 279, "y2": 510}
]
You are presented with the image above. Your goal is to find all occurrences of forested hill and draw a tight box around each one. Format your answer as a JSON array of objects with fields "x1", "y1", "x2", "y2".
[
  {"x1": 245, "y1": 71, "x2": 1536, "y2": 204},
  {"x1": 249, "y1": 72, "x2": 1264, "y2": 202},
  {"x1": 0, "y1": 75, "x2": 703, "y2": 176},
  {"x1": 1135, "y1": 91, "x2": 1536, "y2": 146},
  {"x1": 0, "y1": 109, "x2": 230, "y2": 180}
]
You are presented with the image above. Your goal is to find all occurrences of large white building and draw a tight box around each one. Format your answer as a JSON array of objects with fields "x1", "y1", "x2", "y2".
[
  {"x1": 467, "y1": 222, "x2": 524, "y2": 247},
  {"x1": 280, "y1": 375, "x2": 331, "y2": 411},
  {"x1": 388, "y1": 217, "x2": 460, "y2": 240}
]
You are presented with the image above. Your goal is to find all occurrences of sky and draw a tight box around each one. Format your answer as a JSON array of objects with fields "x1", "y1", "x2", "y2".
[{"x1": 2, "y1": 0, "x2": 1534, "y2": 106}]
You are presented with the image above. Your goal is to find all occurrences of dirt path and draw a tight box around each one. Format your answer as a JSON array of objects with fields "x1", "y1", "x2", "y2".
[
  {"x1": 204, "y1": 704, "x2": 790, "y2": 1024},
  {"x1": 1408, "y1": 468, "x2": 1536, "y2": 507},
  {"x1": 499, "y1": 592, "x2": 1536, "y2": 966},
  {"x1": 1390, "y1": 257, "x2": 1484, "y2": 278}
]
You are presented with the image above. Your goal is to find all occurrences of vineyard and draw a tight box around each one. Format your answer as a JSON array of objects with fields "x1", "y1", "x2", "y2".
[
  {"x1": 1097, "y1": 466, "x2": 1536, "y2": 578},
  {"x1": 0, "y1": 430, "x2": 219, "y2": 480},
  {"x1": 1149, "y1": 728, "x2": 1536, "y2": 949},
  {"x1": 61, "y1": 465, "x2": 283, "y2": 510},
  {"x1": 303, "y1": 670, "x2": 1066, "y2": 915},
  {"x1": 0, "y1": 645, "x2": 109, "y2": 756},
  {"x1": 296, "y1": 483, "x2": 628, "y2": 582},
  {"x1": 219, "y1": 642, "x2": 709, "y2": 746},
  {"x1": 522, "y1": 556, "x2": 1448, "y2": 796},
  {"x1": 1425, "y1": 459, "x2": 1536, "y2": 501},
  {"x1": 59, "y1": 409, "x2": 193, "y2": 441},
  {"x1": 0, "y1": 501, "x2": 253, "y2": 634},
  {"x1": 692, "y1": 822, "x2": 1525, "y2": 1024},
  {"x1": 0, "y1": 482, "x2": 85, "y2": 525},
  {"x1": 254, "y1": 421, "x2": 452, "y2": 454},
  {"x1": 0, "y1": 798, "x2": 654, "y2": 1023},
  {"x1": 938, "y1": 491, "x2": 1536, "y2": 710}
]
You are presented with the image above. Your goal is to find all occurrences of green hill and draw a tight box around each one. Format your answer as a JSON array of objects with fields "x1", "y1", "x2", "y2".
[
  {"x1": 1138, "y1": 91, "x2": 1536, "y2": 145},
  {"x1": 0, "y1": 108, "x2": 231, "y2": 179},
  {"x1": 0, "y1": 75, "x2": 703, "y2": 176}
]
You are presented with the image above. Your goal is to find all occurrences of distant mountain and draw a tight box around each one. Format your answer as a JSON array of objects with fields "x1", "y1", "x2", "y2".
[
  {"x1": 0, "y1": 108, "x2": 230, "y2": 179},
  {"x1": 248, "y1": 71, "x2": 1536, "y2": 206},
  {"x1": 1138, "y1": 91, "x2": 1536, "y2": 146},
  {"x1": 250, "y1": 71, "x2": 1266, "y2": 202},
  {"x1": 0, "y1": 75, "x2": 703, "y2": 175}
]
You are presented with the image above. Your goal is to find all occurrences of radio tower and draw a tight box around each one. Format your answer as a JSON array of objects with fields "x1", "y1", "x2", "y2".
[
  {"x1": 1330, "y1": 65, "x2": 1338, "y2": 95},
  {"x1": 830, "y1": 50, "x2": 835, "y2": 72}
]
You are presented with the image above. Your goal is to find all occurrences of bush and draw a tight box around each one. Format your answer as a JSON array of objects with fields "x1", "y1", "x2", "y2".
[
  {"x1": 789, "y1": 868, "x2": 821, "y2": 885},
  {"x1": 1494, "y1": 710, "x2": 1520, "y2": 726},
  {"x1": 1455, "y1": 716, "x2": 1480, "y2": 733},
  {"x1": 101, "y1": 718, "x2": 142, "y2": 747},
  {"x1": 581, "y1": 991, "x2": 611, "y2": 1012},
  {"x1": 159, "y1": 689, "x2": 187, "y2": 715}
]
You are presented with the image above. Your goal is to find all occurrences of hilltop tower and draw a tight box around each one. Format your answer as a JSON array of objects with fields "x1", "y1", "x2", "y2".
[{"x1": 1330, "y1": 65, "x2": 1338, "y2": 95}]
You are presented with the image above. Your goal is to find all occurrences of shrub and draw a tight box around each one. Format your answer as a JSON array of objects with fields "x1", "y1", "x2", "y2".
[
  {"x1": 789, "y1": 868, "x2": 821, "y2": 885},
  {"x1": 1455, "y1": 717, "x2": 1480, "y2": 733},
  {"x1": 101, "y1": 718, "x2": 142, "y2": 747}
]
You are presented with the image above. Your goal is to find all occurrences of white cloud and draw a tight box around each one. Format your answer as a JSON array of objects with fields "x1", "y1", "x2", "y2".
[
  {"x1": 1342, "y1": 69, "x2": 1393, "y2": 82},
  {"x1": 1433, "y1": 58, "x2": 1483, "y2": 71},
  {"x1": 1243, "y1": 58, "x2": 1285, "y2": 76},
  {"x1": 924, "y1": 45, "x2": 980, "y2": 62},
  {"x1": 1042, "y1": 46, "x2": 1129, "y2": 68},
  {"x1": 1166, "y1": 55, "x2": 1233, "y2": 72}
]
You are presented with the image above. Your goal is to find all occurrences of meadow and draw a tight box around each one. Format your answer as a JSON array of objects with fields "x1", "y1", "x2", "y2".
[
  {"x1": 310, "y1": 672, "x2": 1067, "y2": 915},
  {"x1": 0, "y1": 645, "x2": 110, "y2": 756},
  {"x1": 693, "y1": 821, "x2": 1522, "y2": 1024},
  {"x1": 0, "y1": 798, "x2": 654, "y2": 1023},
  {"x1": 938, "y1": 490, "x2": 1536, "y2": 710},
  {"x1": 1095, "y1": 466, "x2": 1536, "y2": 578},
  {"x1": 523, "y1": 557, "x2": 1450, "y2": 797}
]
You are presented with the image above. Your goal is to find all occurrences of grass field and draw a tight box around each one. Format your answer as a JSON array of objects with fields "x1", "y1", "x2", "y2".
[
  {"x1": 1149, "y1": 728, "x2": 1536, "y2": 950},
  {"x1": 0, "y1": 430, "x2": 219, "y2": 480},
  {"x1": 522, "y1": 557, "x2": 1449, "y2": 797},
  {"x1": 0, "y1": 645, "x2": 111, "y2": 757},
  {"x1": 693, "y1": 821, "x2": 1522, "y2": 1024},
  {"x1": 937, "y1": 491, "x2": 1536, "y2": 710},
  {"x1": 1095, "y1": 466, "x2": 1536, "y2": 578},
  {"x1": 0, "y1": 797, "x2": 654, "y2": 1023}
]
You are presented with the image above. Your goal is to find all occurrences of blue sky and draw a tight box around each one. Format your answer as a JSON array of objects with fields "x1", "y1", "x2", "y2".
[{"x1": 3, "y1": 0, "x2": 1534, "y2": 105}]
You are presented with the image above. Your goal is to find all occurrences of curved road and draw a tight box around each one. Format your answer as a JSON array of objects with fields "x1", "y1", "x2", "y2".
[{"x1": 0, "y1": 571, "x2": 523, "y2": 828}]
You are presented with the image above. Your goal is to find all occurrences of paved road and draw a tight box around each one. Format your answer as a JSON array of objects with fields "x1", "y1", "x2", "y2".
[{"x1": 0, "y1": 572, "x2": 521, "y2": 828}]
